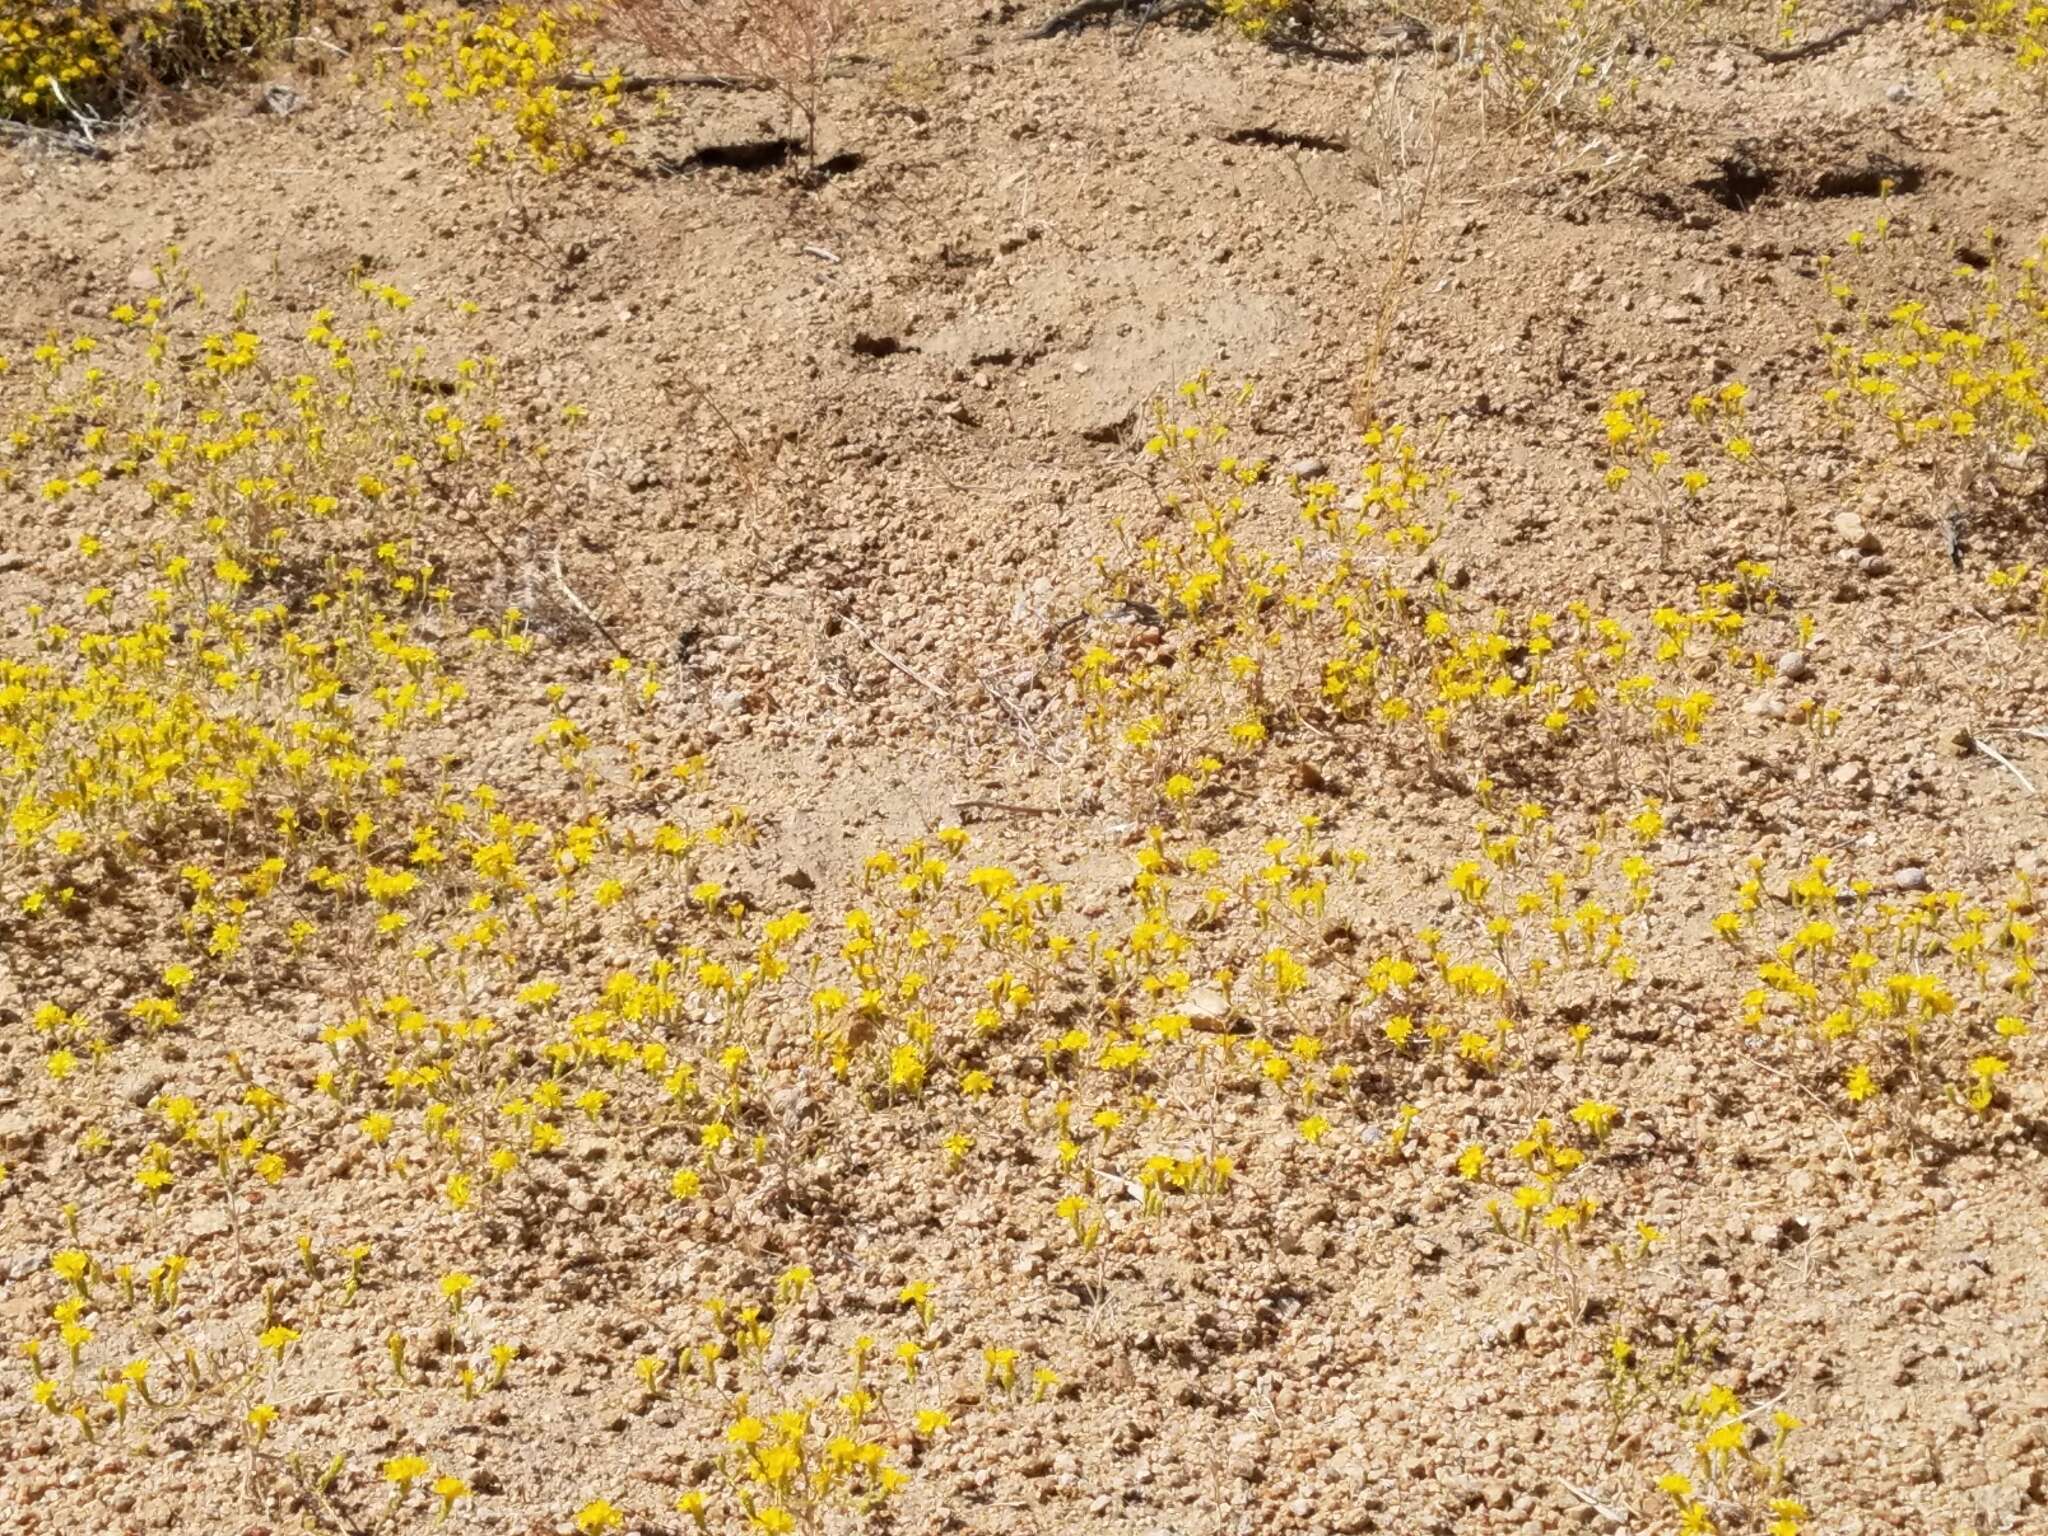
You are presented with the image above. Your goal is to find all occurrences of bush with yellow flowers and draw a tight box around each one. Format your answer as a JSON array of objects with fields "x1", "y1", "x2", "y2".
[
  {"x1": 1819, "y1": 225, "x2": 2047, "y2": 514},
  {"x1": 1419, "y1": 0, "x2": 1674, "y2": 124},
  {"x1": 1065, "y1": 375, "x2": 1795, "y2": 814},
  {"x1": 0, "y1": 252, "x2": 605, "y2": 923},
  {"x1": 1, "y1": 2, "x2": 286, "y2": 127},
  {"x1": 1213, "y1": 0, "x2": 1314, "y2": 40},
  {"x1": 353, "y1": 4, "x2": 629, "y2": 171},
  {"x1": 1600, "y1": 381, "x2": 1766, "y2": 569},
  {"x1": 1941, "y1": 0, "x2": 2048, "y2": 92},
  {"x1": 1717, "y1": 856, "x2": 2033, "y2": 1135}
]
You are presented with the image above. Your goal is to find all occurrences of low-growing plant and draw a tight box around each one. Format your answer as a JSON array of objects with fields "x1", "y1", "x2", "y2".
[{"x1": 610, "y1": 0, "x2": 858, "y2": 167}]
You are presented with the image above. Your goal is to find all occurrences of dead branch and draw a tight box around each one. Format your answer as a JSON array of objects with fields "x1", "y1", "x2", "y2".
[
  {"x1": 953, "y1": 798, "x2": 1064, "y2": 819},
  {"x1": 550, "y1": 541, "x2": 632, "y2": 658},
  {"x1": 554, "y1": 70, "x2": 769, "y2": 92},
  {"x1": 1970, "y1": 731, "x2": 2036, "y2": 794},
  {"x1": 1750, "y1": 0, "x2": 1923, "y2": 62},
  {"x1": 832, "y1": 604, "x2": 952, "y2": 705}
]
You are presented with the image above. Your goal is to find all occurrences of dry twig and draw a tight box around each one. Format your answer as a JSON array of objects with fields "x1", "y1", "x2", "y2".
[
  {"x1": 1971, "y1": 732, "x2": 2036, "y2": 793},
  {"x1": 832, "y1": 605, "x2": 952, "y2": 705},
  {"x1": 550, "y1": 541, "x2": 631, "y2": 657},
  {"x1": 555, "y1": 70, "x2": 769, "y2": 91}
]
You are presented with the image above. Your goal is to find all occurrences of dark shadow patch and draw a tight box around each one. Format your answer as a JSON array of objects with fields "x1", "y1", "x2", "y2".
[
  {"x1": 1694, "y1": 150, "x2": 1775, "y2": 210},
  {"x1": 1809, "y1": 157, "x2": 1922, "y2": 199},
  {"x1": 670, "y1": 137, "x2": 801, "y2": 173},
  {"x1": 1695, "y1": 139, "x2": 1923, "y2": 209}
]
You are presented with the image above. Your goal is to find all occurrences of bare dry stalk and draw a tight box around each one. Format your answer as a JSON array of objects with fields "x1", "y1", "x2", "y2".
[{"x1": 608, "y1": 0, "x2": 858, "y2": 165}]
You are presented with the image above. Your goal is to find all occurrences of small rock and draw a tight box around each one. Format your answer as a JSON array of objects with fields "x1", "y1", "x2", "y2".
[
  {"x1": 1710, "y1": 51, "x2": 1738, "y2": 86},
  {"x1": 1776, "y1": 649, "x2": 1812, "y2": 681},
  {"x1": 1833, "y1": 509, "x2": 1881, "y2": 553},
  {"x1": 0, "y1": 553, "x2": 27, "y2": 573},
  {"x1": 1894, "y1": 866, "x2": 1929, "y2": 892},
  {"x1": 117, "y1": 1069, "x2": 168, "y2": 1108},
  {"x1": 1743, "y1": 690, "x2": 1788, "y2": 720},
  {"x1": 1288, "y1": 457, "x2": 1327, "y2": 480},
  {"x1": 1885, "y1": 83, "x2": 1913, "y2": 103},
  {"x1": 1861, "y1": 555, "x2": 1893, "y2": 577},
  {"x1": 1184, "y1": 986, "x2": 1231, "y2": 1028},
  {"x1": 1830, "y1": 760, "x2": 1867, "y2": 789}
]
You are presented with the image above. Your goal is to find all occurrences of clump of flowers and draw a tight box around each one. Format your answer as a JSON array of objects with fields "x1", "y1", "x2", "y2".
[
  {"x1": 356, "y1": 4, "x2": 628, "y2": 171},
  {"x1": 1428, "y1": 0, "x2": 1674, "y2": 123},
  {"x1": 1942, "y1": 0, "x2": 2048, "y2": 93},
  {"x1": 1069, "y1": 374, "x2": 1789, "y2": 812},
  {"x1": 1, "y1": 2, "x2": 286, "y2": 128},
  {"x1": 1720, "y1": 856, "x2": 2032, "y2": 1133},
  {"x1": 1820, "y1": 224, "x2": 2047, "y2": 516}
]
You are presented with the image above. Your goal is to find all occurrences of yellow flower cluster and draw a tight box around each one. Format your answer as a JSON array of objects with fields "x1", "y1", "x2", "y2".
[
  {"x1": 357, "y1": 4, "x2": 627, "y2": 171},
  {"x1": 0, "y1": 259, "x2": 594, "y2": 912},
  {"x1": 1441, "y1": 0, "x2": 1672, "y2": 122},
  {"x1": 1942, "y1": 0, "x2": 2048, "y2": 89},
  {"x1": 1721, "y1": 856, "x2": 2032, "y2": 1126},
  {"x1": 1215, "y1": 0, "x2": 1307, "y2": 38},
  {"x1": 1821, "y1": 227, "x2": 2047, "y2": 490},
  {"x1": 0, "y1": 4, "x2": 123, "y2": 123},
  {"x1": 0, "y1": 2, "x2": 281, "y2": 126},
  {"x1": 1082, "y1": 376, "x2": 1790, "y2": 810}
]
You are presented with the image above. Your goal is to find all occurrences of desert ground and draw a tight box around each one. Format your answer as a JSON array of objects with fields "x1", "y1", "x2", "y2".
[{"x1": 2, "y1": 2, "x2": 2046, "y2": 1534}]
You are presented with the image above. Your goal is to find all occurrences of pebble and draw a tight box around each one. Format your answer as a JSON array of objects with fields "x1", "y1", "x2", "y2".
[
  {"x1": 1776, "y1": 649, "x2": 1812, "y2": 681},
  {"x1": 1894, "y1": 866, "x2": 1929, "y2": 891},
  {"x1": 116, "y1": 1069, "x2": 167, "y2": 1108},
  {"x1": 1288, "y1": 457, "x2": 1326, "y2": 480},
  {"x1": 1833, "y1": 509, "x2": 1882, "y2": 554}
]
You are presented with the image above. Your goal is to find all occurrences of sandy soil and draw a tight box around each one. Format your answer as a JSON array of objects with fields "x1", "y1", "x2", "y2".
[{"x1": 2, "y1": 3, "x2": 2047, "y2": 1535}]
